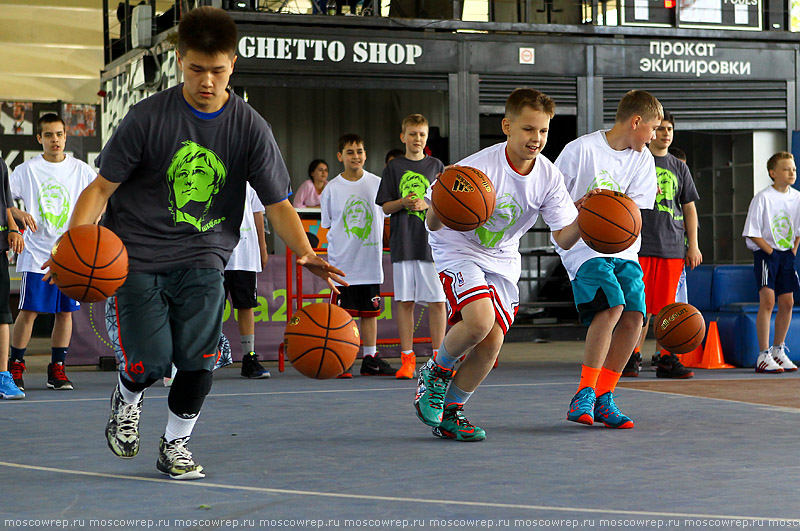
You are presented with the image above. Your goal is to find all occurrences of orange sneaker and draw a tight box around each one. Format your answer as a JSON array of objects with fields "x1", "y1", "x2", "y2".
[{"x1": 395, "y1": 353, "x2": 416, "y2": 379}]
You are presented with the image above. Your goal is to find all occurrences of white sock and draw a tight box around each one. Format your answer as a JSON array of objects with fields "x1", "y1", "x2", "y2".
[
  {"x1": 118, "y1": 374, "x2": 143, "y2": 404},
  {"x1": 165, "y1": 410, "x2": 199, "y2": 442},
  {"x1": 401, "y1": 349, "x2": 414, "y2": 357},
  {"x1": 363, "y1": 345, "x2": 377, "y2": 357}
]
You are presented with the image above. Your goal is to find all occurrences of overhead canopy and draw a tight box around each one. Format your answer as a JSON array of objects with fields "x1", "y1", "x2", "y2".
[{"x1": 0, "y1": 0, "x2": 104, "y2": 103}]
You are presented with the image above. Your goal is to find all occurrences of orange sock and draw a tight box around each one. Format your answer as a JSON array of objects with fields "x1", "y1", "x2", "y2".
[
  {"x1": 578, "y1": 365, "x2": 601, "y2": 392},
  {"x1": 595, "y1": 367, "x2": 622, "y2": 397}
]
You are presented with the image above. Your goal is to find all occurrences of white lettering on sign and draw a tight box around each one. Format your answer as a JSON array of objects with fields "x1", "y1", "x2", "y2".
[
  {"x1": 643, "y1": 41, "x2": 750, "y2": 77},
  {"x1": 239, "y1": 36, "x2": 423, "y2": 65},
  {"x1": 519, "y1": 47, "x2": 535, "y2": 65}
]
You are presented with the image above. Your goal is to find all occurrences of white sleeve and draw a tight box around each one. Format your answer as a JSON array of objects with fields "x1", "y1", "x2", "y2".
[
  {"x1": 540, "y1": 168, "x2": 579, "y2": 231},
  {"x1": 554, "y1": 143, "x2": 579, "y2": 197},
  {"x1": 247, "y1": 185, "x2": 264, "y2": 213},
  {"x1": 627, "y1": 154, "x2": 657, "y2": 211},
  {"x1": 320, "y1": 186, "x2": 332, "y2": 229},
  {"x1": 9, "y1": 166, "x2": 24, "y2": 203},
  {"x1": 742, "y1": 194, "x2": 764, "y2": 238}
]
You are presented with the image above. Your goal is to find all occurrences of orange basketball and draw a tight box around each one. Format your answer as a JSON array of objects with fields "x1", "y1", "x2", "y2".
[
  {"x1": 284, "y1": 303, "x2": 360, "y2": 379},
  {"x1": 578, "y1": 190, "x2": 642, "y2": 254},
  {"x1": 654, "y1": 303, "x2": 706, "y2": 354},
  {"x1": 431, "y1": 166, "x2": 496, "y2": 231},
  {"x1": 49, "y1": 225, "x2": 128, "y2": 303}
]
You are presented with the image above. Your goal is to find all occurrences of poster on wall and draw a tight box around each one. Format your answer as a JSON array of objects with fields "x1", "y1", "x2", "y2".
[
  {"x1": 678, "y1": 0, "x2": 761, "y2": 29},
  {"x1": 792, "y1": 0, "x2": 800, "y2": 30},
  {"x1": 0, "y1": 102, "x2": 33, "y2": 136},
  {"x1": 62, "y1": 103, "x2": 97, "y2": 137}
]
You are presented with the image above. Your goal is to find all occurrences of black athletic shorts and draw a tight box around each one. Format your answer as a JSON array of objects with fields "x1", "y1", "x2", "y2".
[
  {"x1": 224, "y1": 270, "x2": 258, "y2": 309},
  {"x1": 0, "y1": 253, "x2": 12, "y2": 324},
  {"x1": 331, "y1": 284, "x2": 381, "y2": 318},
  {"x1": 107, "y1": 268, "x2": 224, "y2": 382}
]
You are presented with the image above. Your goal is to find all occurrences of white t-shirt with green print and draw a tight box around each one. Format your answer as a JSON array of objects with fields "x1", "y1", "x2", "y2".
[
  {"x1": 321, "y1": 171, "x2": 385, "y2": 286},
  {"x1": 10, "y1": 154, "x2": 95, "y2": 272},
  {"x1": 743, "y1": 185, "x2": 800, "y2": 251},
  {"x1": 553, "y1": 130, "x2": 658, "y2": 280},
  {"x1": 426, "y1": 142, "x2": 578, "y2": 284}
]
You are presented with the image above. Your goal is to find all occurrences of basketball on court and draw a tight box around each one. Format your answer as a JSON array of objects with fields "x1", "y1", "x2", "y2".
[
  {"x1": 49, "y1": 224, "x2": 129, "y2": 303},
  {"x1": 578, "y1": 189, "x2": 642, "y2": 254},
  {"x1": 654, "y1": 302, "x2": 706, "y2": 354},
  {"x1": 431, "y1": 166, "x2": 496, "y2": 231},
  {"x1": 284, "y1": 303, "x2": 360, "y2": 379}
]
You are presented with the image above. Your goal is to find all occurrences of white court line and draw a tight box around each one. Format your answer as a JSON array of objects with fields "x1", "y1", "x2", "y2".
[
  {"x1": 0, "y1": 459, "x2": 797, "y2": 523},
  {"x1": 618, "y1": 386, "x2": 800, "y2": 414},
  {"x1": 5, "y1": 382, "x2": 570, "y2": 404}
]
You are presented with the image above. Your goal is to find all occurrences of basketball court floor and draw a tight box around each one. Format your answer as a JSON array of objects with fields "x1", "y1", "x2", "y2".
[{"x1": 2, "y1": 340, "x2": 800, "y2": 530}]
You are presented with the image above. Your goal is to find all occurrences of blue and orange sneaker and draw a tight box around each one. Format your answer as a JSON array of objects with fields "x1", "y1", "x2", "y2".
[
  {"x1": 432, "y1": 404, "x2": 485, "y2": 442},
  {"x1": 567, "y1": 386, "x2": 595, "y2": 425},
  {"x1": 414, "y1": 359, "x2": 455, "y2": 427},
  {"x1": 594, "y1": 391, "x2": 634, "y2": 429}
]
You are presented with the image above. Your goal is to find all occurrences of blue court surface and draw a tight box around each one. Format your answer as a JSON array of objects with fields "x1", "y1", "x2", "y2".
[{"x1": 2, "y1": 341, "x2": 800, "y2": 530}]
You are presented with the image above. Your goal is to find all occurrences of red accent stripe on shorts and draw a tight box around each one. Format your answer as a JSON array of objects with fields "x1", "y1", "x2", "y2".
[{"x1": 114, "y1": 296, "x2": 134, "y2": 381}]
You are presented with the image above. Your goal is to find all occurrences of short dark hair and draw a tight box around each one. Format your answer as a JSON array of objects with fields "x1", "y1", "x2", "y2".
[
  {"x1": 505, "y1": 88, "x2": 556, "y2": 120},
  {"x1": 662, "y1": 111, "x2": 675, "y2": 127},
  {"x1": 178, "y1": 7, "x2": 237, "y2": 58},
  {"x1": 669, "y1": 146, "x2": 687, "y2": 162},
  {"x1": 385, "y1": 149, "x2": 405, "y2": 165},
  {"x1": 338, "y1": 134, "x2": 364, "y2": 153},
  {"x1": 37, "y1": 113, "x2": 65, "y2": 135},
  {"x1": 307, "y1": 159, "x2": 328, "y2": 179}
]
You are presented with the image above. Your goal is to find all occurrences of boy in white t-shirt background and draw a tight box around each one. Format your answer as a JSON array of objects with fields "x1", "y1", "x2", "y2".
[
  {"x1": 742, "y1": 151, "x2": 800, "y2": 373},
  {"x1": 322, "y1": 134, "x2": 395, "y2": 377},
  {"x1": 414, "y1": 88, "x2": 582, "y2": 441},
  {"x1": 555, "y1": 90, "x2": 661, "y2": 430},
  {"x1": 8, "y1": 113, "x2": 95, "y2": 392},
  {"x1": 226, "y1": 184, "x2": 271, "y2": 379}
]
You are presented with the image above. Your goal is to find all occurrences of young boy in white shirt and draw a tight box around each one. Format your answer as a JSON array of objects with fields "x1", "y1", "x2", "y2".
[
  {"x1": 226, "y1": 184, "x2": 270, "y2": 378},
  {"x1": 555, "y1": 90, "x2": 661, "y2": 429},
  {"x1": 8, "y1": 113, "x2": 95, "y2": 392},
  {"x1": 322, "y1": 134, "x2": 394, "y2": 377},
  {"x1": 414, "y1": 88, "x2": 582, "y2": 441},
  {"x1": 742, "y1": 151, "x2": 800, "y2": 373}
]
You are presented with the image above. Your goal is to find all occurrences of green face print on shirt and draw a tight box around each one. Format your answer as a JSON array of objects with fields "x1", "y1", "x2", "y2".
[
  {"x1": 166, "y1": 140, "x2": 227, "y2": 232},
  {"x1": 655, "y1": 167, "x2": 682, "y2": 220},
  {"x1": 586, "y1": 170, "x2": 621, "y2": 193},
  {"x1": 399, "y1": 170, "x2": 430, "y2": 222},
  {"x1": 475, "y1": 193, "x2": 522, "y2": 248},
  {"x1": 38, "y1": 179, "x2": 70, "y2": 230},
  {"x1": 343, "y1": 195, "x2": 373, "y2": 241},
  {"x1": 772, "y1": 210, "x2": 794, "y2": 249}
]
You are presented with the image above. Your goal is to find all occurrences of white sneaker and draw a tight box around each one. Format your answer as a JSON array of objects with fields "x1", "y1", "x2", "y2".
[
  {"x1": 756, "y1": 349, "x2": 784, "y2": 373},
  {"x1": 770, "y1": 344, "x2": 798, "y2": 372}
]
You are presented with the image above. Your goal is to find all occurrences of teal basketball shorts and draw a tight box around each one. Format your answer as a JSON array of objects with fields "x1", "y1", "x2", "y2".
[{"x1": 570, "y1": 257, "x2": 646, "y2": 326}]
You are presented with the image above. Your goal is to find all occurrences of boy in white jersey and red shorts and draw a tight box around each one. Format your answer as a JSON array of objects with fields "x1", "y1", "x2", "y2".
[
  {"x1": 555, "y1": 90, "x2": 662, "y2": 429},
  {"x1": 414, "y1": 88, "x2": 583, "y2": 441}
]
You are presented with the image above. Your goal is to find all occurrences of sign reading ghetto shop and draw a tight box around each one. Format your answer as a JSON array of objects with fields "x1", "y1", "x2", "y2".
[
  {"x1": 235, "y1": 34, "x2": 457, "y2": 72},
  {"x1": 596, "y1": 41, "x2": 795, "y2": 79}
]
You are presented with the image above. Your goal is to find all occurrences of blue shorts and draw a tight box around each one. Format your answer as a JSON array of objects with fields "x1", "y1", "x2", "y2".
[
  {"x1": 754, "y1": 249, "x2": 800, "y2": 296},
  {"x1": 19, "y1": 272, "x2": 80, "y2": 314},
  {"x1": 571, "y1": 257, "x2": 646, "y2": 326}
]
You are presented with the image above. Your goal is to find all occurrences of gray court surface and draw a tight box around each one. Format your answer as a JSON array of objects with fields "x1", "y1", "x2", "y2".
[{"x1": 2, "y1": 341, "x2": 800, "y2": 531}]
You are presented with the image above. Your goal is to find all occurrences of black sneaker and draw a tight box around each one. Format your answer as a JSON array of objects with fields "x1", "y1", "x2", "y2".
[
  {"x1": 656, "y1": 353, "x2": 694, "y2": 379},
  {"x1": 360, "y1": 355, "x2": 396, "y2": 376},
  {"x1": 622, "y1": 352, "x2": 641, "y2": 377},
  {"x1": 9, "y1": 360, "x2": 25, "y2": 391},
  {"x1": 47, "y1": 362, "x2": 74, "y2": 390},
  {"x1": 240, "y1": 352, "x2": 270, "y2": 379}
]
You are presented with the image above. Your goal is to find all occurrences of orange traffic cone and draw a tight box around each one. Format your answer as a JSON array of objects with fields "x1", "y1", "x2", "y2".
[
  {"x1": 687, "y1": 321, "x2": 734, "y2": 369},
  {"x1": 675, "y1": 344, "x2": 703, "y2": 367}
]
